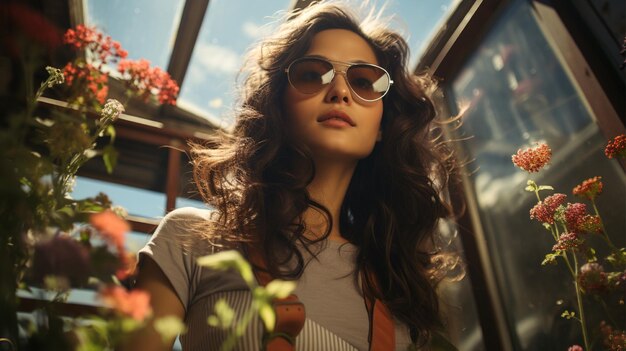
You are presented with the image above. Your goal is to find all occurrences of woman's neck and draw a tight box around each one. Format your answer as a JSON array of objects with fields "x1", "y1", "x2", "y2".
[{"x1": 303, "y1": 159, "x2": 357, "y2": 243}]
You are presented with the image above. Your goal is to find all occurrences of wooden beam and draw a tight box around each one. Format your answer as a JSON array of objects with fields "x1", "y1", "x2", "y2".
[
  {"x1": 166, "y1": 0, "x2": 210, "y2": 89},
  {"x1": 165, "y1": 143, "x2": 183, "y2": 213}
]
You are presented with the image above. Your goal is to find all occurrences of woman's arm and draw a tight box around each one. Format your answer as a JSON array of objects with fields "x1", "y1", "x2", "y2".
[{"x1": 119, "y1": 256, "x2": 185, "y2": 351}]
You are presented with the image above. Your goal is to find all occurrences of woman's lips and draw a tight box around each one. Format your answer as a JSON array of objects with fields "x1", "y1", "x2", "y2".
[{"x1": 317, "y1": 110, "x2": 355, "y2": 127}]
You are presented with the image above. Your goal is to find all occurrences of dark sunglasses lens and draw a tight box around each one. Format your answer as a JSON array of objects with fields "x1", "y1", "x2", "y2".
[
  {"x1": 289, "y1": 59, "x2": 334, "y2": 94},
  {"x1": 347, "y1": 65, "x2": 390, "y2": 101}
]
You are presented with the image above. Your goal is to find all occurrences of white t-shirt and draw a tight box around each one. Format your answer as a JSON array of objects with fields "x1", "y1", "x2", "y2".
[{"x1": 138, "y1": 207, "x2": 412, "y2": 350}]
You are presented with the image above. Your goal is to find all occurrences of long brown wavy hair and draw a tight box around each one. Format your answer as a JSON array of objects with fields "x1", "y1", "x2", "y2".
[{"x1": 191, "y1": 1, "x2": 455, "y2": 346}]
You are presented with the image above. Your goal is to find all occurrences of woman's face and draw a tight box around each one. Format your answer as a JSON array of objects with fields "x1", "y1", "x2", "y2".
[{"x1": 283, "y1": 29, "x2": 384, "y2": 163}]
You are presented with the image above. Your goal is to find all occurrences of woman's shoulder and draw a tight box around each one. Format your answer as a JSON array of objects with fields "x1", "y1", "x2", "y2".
[
  {"x1": 150, "y1": 207, "x2": 219, "y2": 250},
  {"x1": 160, "y1": 206, "x2": 214, "y2": 223}
]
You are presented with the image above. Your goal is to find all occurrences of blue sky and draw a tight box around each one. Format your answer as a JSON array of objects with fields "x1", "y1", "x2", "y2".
[
  {"x1": 81, "y1": 0, "x2": 455, "y2": 219},
  {"x1": 86, "y1": 0, "x2": 457, "y2": 127}
]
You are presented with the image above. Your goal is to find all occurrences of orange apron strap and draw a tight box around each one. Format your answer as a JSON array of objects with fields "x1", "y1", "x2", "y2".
[
  {"x1": 362, "y1": 269, "x2": 396, "y2": 351},
  {"x1": 245, "y1": 245, "x2": 306, "y2": 351}
]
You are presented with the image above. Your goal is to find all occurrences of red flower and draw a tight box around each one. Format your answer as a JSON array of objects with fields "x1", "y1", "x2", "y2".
[
  {"x1": 512, "y1": 143, "x2": 552, "y2": 173},
  {"x1": 99, "y1": 286, "x2": 151, "y2": 321},
  {"x1": 552, "y1": 232, "x2": 583, "y2": 252},
  {"x1": 572, "y1": 176, "x2": 603, "y2": 201},
  {"x1": 118, "y1": 59, "x2": 179, "y2": 105},
  {"x1": 564, "y1": 203, "x2": 588, "y2": 232},
  {"x1": 605, "y1": 134, "x2": 626, "y2": 159},
  {"x1": 530, "y1": 193, "x2": 566, "y2": 224},
  {"x1": 578, "y1": 262, "x2": 608, "y2": 294},
  {"x1": 63, "y1": 25, "x2": 127, "y2": 66},
  {"x1": 62, "y1": 61, "x2": 110, "y2": 104},
  {"x1": 600, "y1": 321, "x2": 626, "y2": 350},
  {"x1": 577, "y1": 214, "x2": 603, "y2": 234},
  {"x1": 567, "y1": 346, "x2": 583, "y2": 351},
  {"x1": 89, "y1": 210, "x2": 129, "y2": 251}
]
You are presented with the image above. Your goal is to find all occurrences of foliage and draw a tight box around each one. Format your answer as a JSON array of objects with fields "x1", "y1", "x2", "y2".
[
  {"x1": 512, "y1": 138, "x2": 626, "y2": 351},
  {"x1": 197, "y1": 250, "x2": 296, "y2": 351},
  {"x1": 0, "y1": 20, "x2": 180, "y2": 350}
]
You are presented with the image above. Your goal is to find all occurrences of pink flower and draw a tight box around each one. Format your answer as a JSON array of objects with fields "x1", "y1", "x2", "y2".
[
  {"x1": 552, "y1": 232, "x2": 583, "y2": 252},
  {"x1": 99, "y1": 286, "x2": 151, "y2": 321},
  {"x1": 564, "y1": 203, "x2": 587, "y2": 232},
  {"x1": 530, "y1": 193, "x2": 566, "y2": 224},
  {"x1": 512, "y1": 143, "x2": 552, "y2": 173},
  {"x1": 567, "y1": 345, "x2": 583, "y2": 351},
  {"x1": 578, "y1": 262, "x2": 608, "y2": 294},
  {"x1": 605, "y1": 134, "x2": 626, "y2": 159},
  {"x1": 572, "y1": 176, "x2": 603, "y2": 201},
  {"x1": 89, "y1": 210, "x2": 129, "y2": 251}
]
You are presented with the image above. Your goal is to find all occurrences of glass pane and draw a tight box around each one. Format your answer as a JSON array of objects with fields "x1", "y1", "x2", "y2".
[
  {"x1": 385, "y1": 0, "x2": 460, "y2": 68},
  {"x1": 72, "y1": 176, "x2": 166, "y2": 218},
  {"x1": 587, "y1": 0, "x2": 625, "y2": 43},
  {"x1": 450, "y1": 1, "x2": 626, "y2": 350},
  {"x1": 177, "y1": 0, "x2": 291, "y2": 126},
  {"x1": 84, "y1": 0, "x2": 184, "y2": 69},
  {"x1": 437, "y1": 222, "x2": 486, "y2": 350}
]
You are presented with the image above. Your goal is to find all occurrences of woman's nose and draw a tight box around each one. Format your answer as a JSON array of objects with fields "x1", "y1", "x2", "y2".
[{"x1": 324, "y1": 72, "x2": 352, "y2": 104}]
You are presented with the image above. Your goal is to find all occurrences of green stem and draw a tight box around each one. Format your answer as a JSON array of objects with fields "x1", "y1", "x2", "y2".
[
  {"x1": 221, "y1": 303, "x2": 257, "y2": 351},
  {"x1": 591, "y1": 199, "x2": 616, "y2": 251},
  {"x1": 571, "y1": 252, "x2": 590, "y2": 351}
]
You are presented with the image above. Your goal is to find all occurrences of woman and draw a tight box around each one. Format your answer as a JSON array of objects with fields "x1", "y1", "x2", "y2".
[{"x1": 130, "y1": 2, "x2": 454, "y2": 350}]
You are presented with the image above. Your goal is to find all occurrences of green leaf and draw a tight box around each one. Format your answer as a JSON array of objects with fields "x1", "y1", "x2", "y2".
[
  {"x1": 102, "y1": 145, "x2": 118, "y2": 174},
  {"x1": 264, "y1": 280, "x2": 296, "y2": 299},
  {"x1": 541, "y1": 253, "x2": 558, "y2": 265},
  {"x1": 207, "y1": 299, "x2": 235, "y2": 329},
  {"x1": 105, "y1": 125, "x2": 116, "y2": 142},
  {"x1": 197, "y1": 250, "x2": 255, "y2": 286},
  {"x1": 257, "y1": 302, "x2": 275, "y2": 332},
  {"x1": 525, "y1": 180, "x2": 538, "y2": 192},
  {"x1": 154, "y1": 315, "x2": 186, "y2": 342},
  {"x1": 537, "y1": 185, "x2": 554, "y2": 191}
]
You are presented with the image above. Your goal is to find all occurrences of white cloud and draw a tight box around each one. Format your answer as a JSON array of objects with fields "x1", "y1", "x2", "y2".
[
  {"x1": 194, "y1": 43, "x2": 241, "y2": 74},
  {"x1": 241, "y1": 21, "x2": 273, "y2": 39}
]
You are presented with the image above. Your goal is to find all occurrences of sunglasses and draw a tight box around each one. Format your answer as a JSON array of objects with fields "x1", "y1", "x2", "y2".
[{"x1": 285, "y1": 57, "x2": 393, "y2": 102}]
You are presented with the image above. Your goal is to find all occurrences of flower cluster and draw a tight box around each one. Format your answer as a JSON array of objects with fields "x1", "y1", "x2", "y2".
[
  {"x1": 63, "y1": 24, "x2": 128, "y2": 64},
  {"x1": 552, "y1": 232, "x2": 583, "y2": 252},
  {"x1": 512, "y1": 143, "x2": 552, "y2": 173},
  {"x1": 118, "y1": 59, "x2": 179, "y2": 105},
  {"x1": 514, "y1": 138, "x2": 625, "y2": 351},
  {"x1": 605, "y1": 134, "x2": 626, "y2": 159},
  {"x1": 600, "y1": 321, "x2": 626, "y2": 350},
  {"x1": 45, "y1": 66, "x2": 65, "y2": 87},
  {"x1": 530, "y1": 193, "x2": 566, "y2": 224},
  {"x1": 564, "y1": 203, "x2": 587, "y2": 231},
  {"x1": 63, "y1": 61, "x2": 109, "y2": 104},
  {"x1": 578, "y1": 262, "x2": 608, "y2": 294},
  {"x1": 101, "y1": 99, "x2": 125, "y2": 123},
  {"x1": 60, "y1": 25, "x2": 178, "y2": 108},
  {"x1": 572, "y1": 176, "x2": 603, "y2": 201},
  {"x1": 99, "y1": 285, "x2": 151, "y2": 321}
]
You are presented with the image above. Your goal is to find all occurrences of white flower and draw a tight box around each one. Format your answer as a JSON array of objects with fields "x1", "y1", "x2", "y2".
[
  {"x1": 101, "y1": 99, "x2": 125, "y2": 122},
  {"x1": 45, "y1": 66, "x2": 65, "y2": 87}
]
